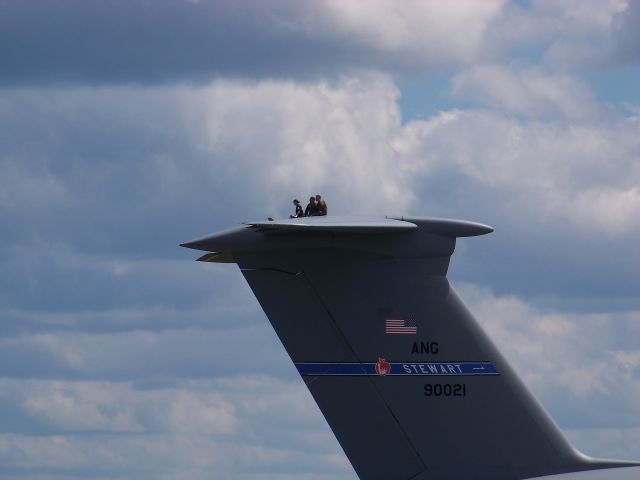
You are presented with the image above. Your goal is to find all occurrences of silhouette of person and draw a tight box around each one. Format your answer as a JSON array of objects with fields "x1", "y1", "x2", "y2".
[
  {"x1": 315, "y1": 194, "x2": 327, "y2": 216},
  {"x1": 290, "y1": 199, "x2": 304, "y2": 218},
  {"x1": 304, "y1": 196, "x2": 317, "y2": 217}
]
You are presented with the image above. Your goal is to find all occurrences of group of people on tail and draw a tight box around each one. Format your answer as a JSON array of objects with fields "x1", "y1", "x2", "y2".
[{"x1": 290, "y1": 194, "x2": 327, "y2": 218}]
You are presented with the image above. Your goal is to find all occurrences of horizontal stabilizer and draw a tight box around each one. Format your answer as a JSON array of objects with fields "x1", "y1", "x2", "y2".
[
  {"x1": 196, "y1": 252, "x2": 234, "y2": 263},
  {"x1": 244, "y1": 216, "x2": 418, "y2": 232}
]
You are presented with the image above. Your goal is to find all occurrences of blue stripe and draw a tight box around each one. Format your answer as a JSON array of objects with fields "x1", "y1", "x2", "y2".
[{"x1": 295, "y1": 361, "x2": 498, "y2": 376}]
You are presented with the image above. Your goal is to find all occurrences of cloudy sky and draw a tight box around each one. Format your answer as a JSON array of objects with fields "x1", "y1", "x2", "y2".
[{"x1": 1, "y1": 1, "x2": 639, "y2": 479}]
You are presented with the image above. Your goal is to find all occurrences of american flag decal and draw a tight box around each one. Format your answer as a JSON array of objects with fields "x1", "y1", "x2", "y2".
[{"x1": 385, "y1": 318, "x2": 417, "y2": 335}]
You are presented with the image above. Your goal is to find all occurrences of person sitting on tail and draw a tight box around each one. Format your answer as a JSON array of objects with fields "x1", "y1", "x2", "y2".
[
  {"x1": 290, "y1": 199, "x2": 303, "y2": 218},
  {"x1": 314, "y1": 194, "x2": 327, "y2": 216},
  {"x1": 304, "y1": 196, "x2": 317, "y2": 217}
]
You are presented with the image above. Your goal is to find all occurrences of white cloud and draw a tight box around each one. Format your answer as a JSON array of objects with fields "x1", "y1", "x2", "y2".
[
  {"x1": 538, "y1": 0, "x2": 632, "y2": 67},
  {"x1": 0, "y1": 78, "x2": 414, "y2": 228},
  {"x1": 2, "y1": 2, "x2": 640, "y2": 479},
  {"x1": 0, "y1": 376, "x2": 352, "y2": 480},
  {"x1": 188, "y1": 74, "x2": 412, "y2": 216},
  {"x1": 0, "y1": 323, "x2": 291, "y2": 380},
  {"x1": 525, "y1": 0, "x2": 627, "y2": 36},
  {"x1": 459, "y1": 283, "x2": 640, "y2": 434},
  {"x1": 2, "y1": 0, "x2": 637, "y2": 88},
  {"x1": 314, "y1": 0, "x2": 640, "y2": 72},
  {"x1": 487, "y1": 0, "x2": 633, "y2": 69},
  {"x1": 395, "y1": 106, "x2": 640, "y2": 234},
  {"x1": 3, "y1": 71, "x2": 638, "y2": 238},
  {"x1": 2, "y1": 281, "x2": 639, "y2": 477},
  {"x1": 320, "y1": 0, "x2": 504, "y2": 63},
  {"x1": 566, "y1": 428, "x2": 640, "y2": 466},
  {"x1": 170, "y1": 73, "x2": 640, "y2": 234},
  {"x1": 184, "y1": 71, "x2": 640, "y2": 234},
  {"x1": 0, "y1": 160, "x2": 69, "y2": 211},
  {"x1": 451, "y1": 65, "x2": 606, "y2": 120},
  {"x1": 17, "y1": 378, "x2": 239, "y2": 436},
  {"x1": 21, "y1": 381, "x2": 143, "y2": 432},
  {"x1": 0, "y1": 432, "x2": 352, "y2": 480},
  {"x1": 571, "y1": 186, "x2": 640, "y2": 231}
]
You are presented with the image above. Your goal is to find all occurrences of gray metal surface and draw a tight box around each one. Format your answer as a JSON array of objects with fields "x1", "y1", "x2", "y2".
[
  {"x1": 180, "y1": 215, "x2": 493, "y2": 255},
  {"x1": 244, "y1": 216, "x2": 418, "y2": 232},
  {"x1": 182, "y1": 216, "x2": 639, "y2": 480}
]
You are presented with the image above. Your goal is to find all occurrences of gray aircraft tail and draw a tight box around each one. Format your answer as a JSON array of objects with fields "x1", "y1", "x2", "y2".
[{"x1": 181, "y1": 216, "x2": 639, "y2": 480}]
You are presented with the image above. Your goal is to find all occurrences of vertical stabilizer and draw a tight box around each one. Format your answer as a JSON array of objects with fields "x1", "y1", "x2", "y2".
[{"x1": 182, "y1": 216, "x2": 639, "y2": 480}]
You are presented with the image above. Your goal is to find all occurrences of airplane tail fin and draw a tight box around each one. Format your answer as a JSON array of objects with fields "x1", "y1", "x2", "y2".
[{"x1": 182, "y1": 216, "x2": 639, "y2": 480}]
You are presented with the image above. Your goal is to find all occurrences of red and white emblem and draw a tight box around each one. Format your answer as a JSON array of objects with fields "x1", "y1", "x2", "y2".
[{"x1": 375, "y1": 357, "x2": 391, "y2": 376}]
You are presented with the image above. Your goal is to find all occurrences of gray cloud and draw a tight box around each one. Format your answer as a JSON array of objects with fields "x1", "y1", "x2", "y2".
[
  {"x1": 0, "y1": 0, "x2": 506, "y2": 85},
  {"x1": 488, "y1": 0, "x2": 640, "y2": 70},
  {"x1": 3, "y1": 0, "x2": 638, "y2": 87},
  {"x1": 0, "y1": 323, "x2": 295, "y2": 381},
  {"x1": 2, "y1": 2, "x2": 640, "y2": 477},
  {"x1": 1, "y1": 0, "x2": 326, "y2": 85},
  {"x1": 613, "y1": 1, "x2": 640, "y2": 63},
  {"x1": 541, "y1": 0, "x2": 640, "y2": 68},
  {"x1": 0, "y1": 377, "x2": 354, "y2": 480},
  {"x1": 2, "y1": 75, "x2": 639, "y2": 324},
  {"x1": 450, "y1": 65, "x2": 609, "y2": 120},
  {"x1": 0, "y1": 0, "x2": 405, "y2": 85},
  {"x1": 461, "y1": 284, "x2": 640, "y2": 432}
]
